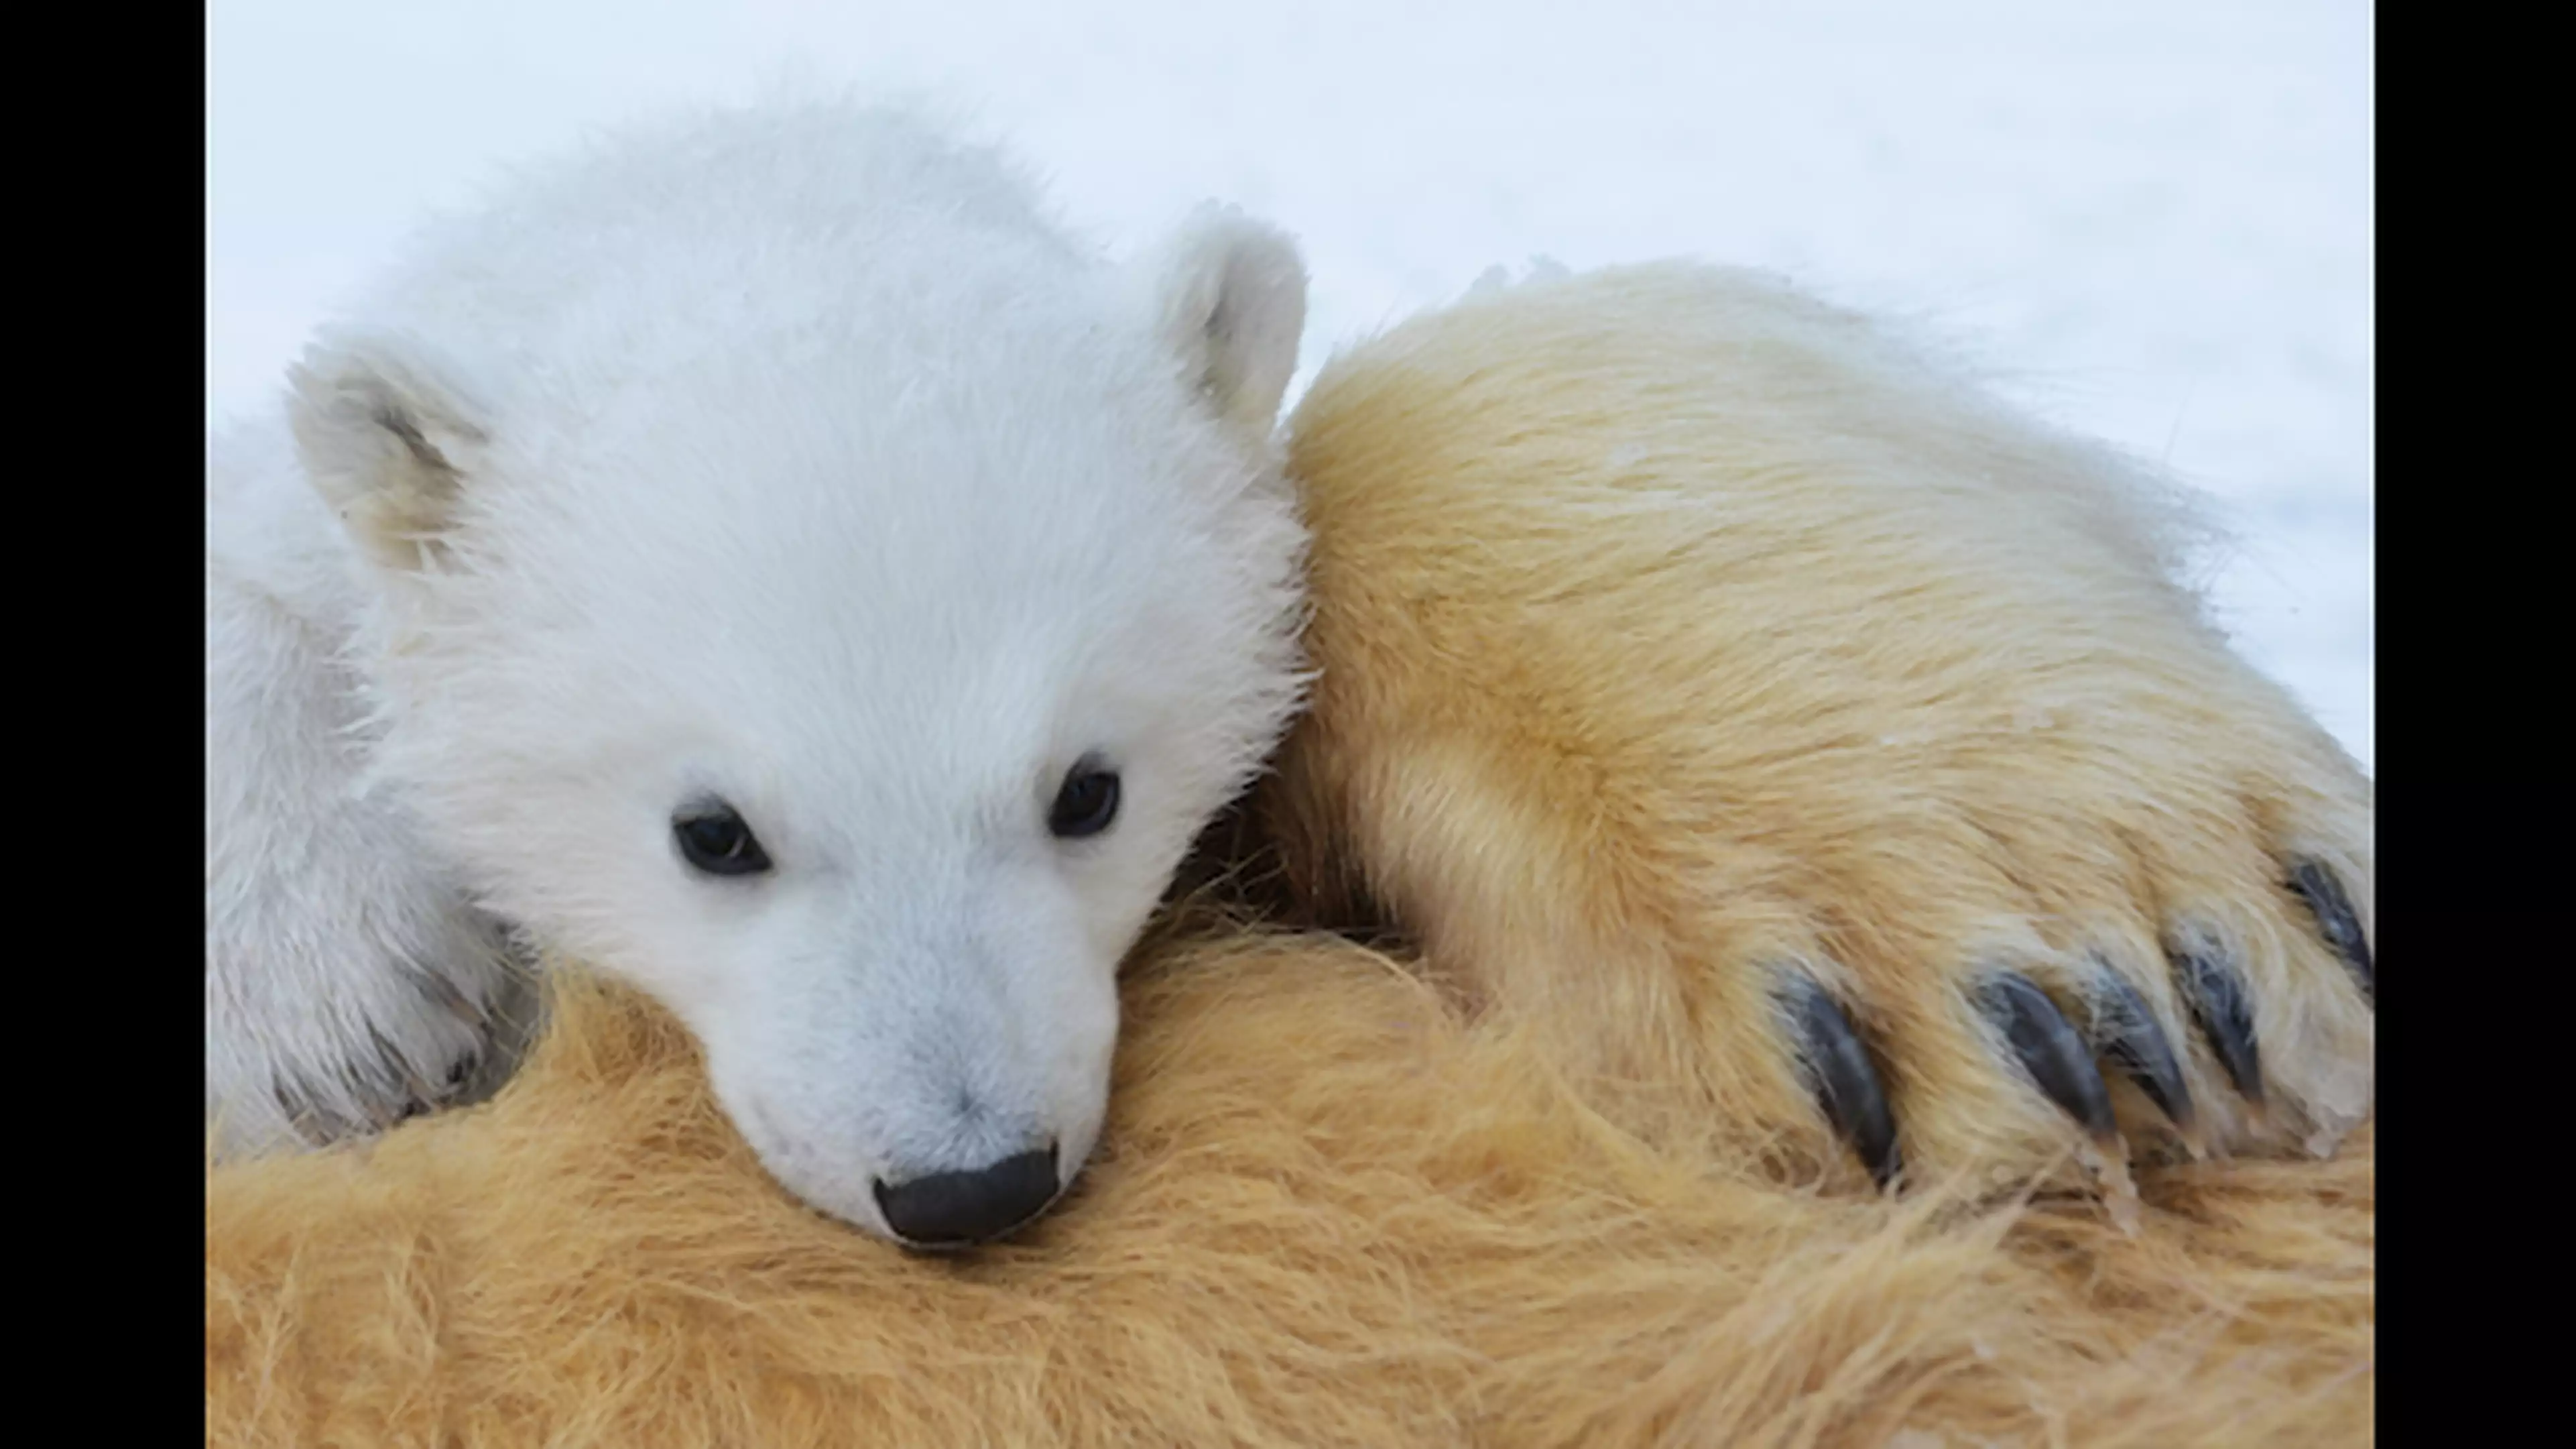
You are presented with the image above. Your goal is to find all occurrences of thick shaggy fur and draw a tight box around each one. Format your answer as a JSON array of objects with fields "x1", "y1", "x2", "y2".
[
  {"x1": 207, "y1": 266, "x2": 2372, "y2": 1444},
  {"x1": 207, "y1": 951, "x2": 2371, "y2": 1446}
]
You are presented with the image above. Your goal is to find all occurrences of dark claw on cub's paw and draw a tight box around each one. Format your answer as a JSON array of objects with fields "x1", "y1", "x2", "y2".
[
  {"x1": 2285, "y1": 860, "x2": 2372, "y2": 1003},
  {"x1": 1783, "y1": 973, "x2": 1902, "y2": 1189},
  {"x1": 2170, "y1": 943, "x2": 2264, "y2": 1108},
  {"x1": 1975, "y1": 972, "x2": 2118, "y2": 1144},
  {"x1": 2081, "y1": 966, "x2": 2195, "y2": 1135}
]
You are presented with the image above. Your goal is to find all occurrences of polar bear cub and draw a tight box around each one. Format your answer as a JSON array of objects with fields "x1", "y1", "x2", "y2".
[{"x1": 204, "y1": 100, "x2": 1310, "y2": 1247}]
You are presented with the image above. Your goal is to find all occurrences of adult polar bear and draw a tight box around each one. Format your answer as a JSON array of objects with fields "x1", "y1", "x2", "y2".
[
  {"x1": 206, "y1": 99, "x2": 2372, "y2": 1247},
  {"x1": 1254, "y1": 263, "x2": 2374, "y2": 1198}
]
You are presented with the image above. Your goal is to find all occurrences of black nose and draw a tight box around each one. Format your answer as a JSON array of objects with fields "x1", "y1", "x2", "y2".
[{"x1": 872, "y1": 1145, "x2": 1061, "y2": 1247}]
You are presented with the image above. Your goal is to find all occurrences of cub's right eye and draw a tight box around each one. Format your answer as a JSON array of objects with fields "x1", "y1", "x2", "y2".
[{"x1": 674, "y1": 803, "x2": 772, "y2": 877}]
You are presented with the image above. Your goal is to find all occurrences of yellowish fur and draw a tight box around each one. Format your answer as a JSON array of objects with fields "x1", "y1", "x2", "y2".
[
  {"x1": 207, "y1": 264, "x2": 2372, "y2": 1445},
  {"x1": 1255, "y1": 264, "x2": 2371, "y2": 1187},
  {"x1": 208, "y1": 950, "x2": 2372, "y2": 1446}
]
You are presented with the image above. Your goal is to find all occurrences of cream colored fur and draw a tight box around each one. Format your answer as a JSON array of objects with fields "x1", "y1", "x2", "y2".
[
  {"x1": 1255, "y1": 264, "x2": 2371, "y2": 1192},
  {"x1": 206, "y1": 264, "x2": 2373, "y2": 1446}
]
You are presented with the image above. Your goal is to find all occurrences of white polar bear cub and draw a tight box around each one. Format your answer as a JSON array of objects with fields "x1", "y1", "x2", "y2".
[{"x1": 204, "y1": 101, "x2": 1312, "y2": 1248}]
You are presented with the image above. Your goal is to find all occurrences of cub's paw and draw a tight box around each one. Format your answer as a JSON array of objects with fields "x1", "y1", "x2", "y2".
[
  {"x1": 1767, "y1": 807, "x2": 2372, "y2": 1198},
  {"x1": 204, "y1": 933, "x2": 531, "y2": 1159}
]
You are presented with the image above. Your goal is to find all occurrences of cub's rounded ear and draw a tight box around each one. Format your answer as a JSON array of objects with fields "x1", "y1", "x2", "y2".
[
  {"x1": 1142, "y1": 205, "x2": 1307, "y2": 439},
  {"x1": 287, "y1": 327, "x2": 491, "y2": 572}
]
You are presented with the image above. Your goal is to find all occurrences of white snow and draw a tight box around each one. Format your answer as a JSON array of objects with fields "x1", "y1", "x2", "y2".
[{"x1": 206, "y1": 0, "x2": 2370, "y2": 769}]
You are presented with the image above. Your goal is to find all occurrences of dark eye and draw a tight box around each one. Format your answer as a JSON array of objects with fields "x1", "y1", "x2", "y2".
[
  {"x1": 674, "y1": 803, "x2": 772, "y2": 876},
  {"x1": 1048, "y1": 761, "x2": 1121, "y2": 839}
]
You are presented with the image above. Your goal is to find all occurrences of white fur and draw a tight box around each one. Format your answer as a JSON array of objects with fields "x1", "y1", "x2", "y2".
[{"x1": 204, "y1": 100, "x2": 1311, "y2": 1240}]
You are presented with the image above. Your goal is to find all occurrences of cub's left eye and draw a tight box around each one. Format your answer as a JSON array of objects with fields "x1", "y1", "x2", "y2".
[
  {"x1": 1048, "y1": 760, "x2": 1121, "y2": 839},
  {"x1": 674, "y1": 801, "x2": 772, "y2": 877}
]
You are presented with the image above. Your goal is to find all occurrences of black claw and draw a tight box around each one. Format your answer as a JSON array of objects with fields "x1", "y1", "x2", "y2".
[
  {"x1": 2170, "y1": 943, "x2": 2264, "y2": 1108},
  {"x1": 2081, "y1": 966, "x2": 2196, "y2": 1133},
  {"x1": 1782, "y1": 974, "x2": 1902, "y2": 1189},
  {"x1": 1974, "y1": 972, "x2": 2118, "y2": 1143},
  {"x1": 2286, "y1": 860, "x2": 2373, "y2": 1004}
]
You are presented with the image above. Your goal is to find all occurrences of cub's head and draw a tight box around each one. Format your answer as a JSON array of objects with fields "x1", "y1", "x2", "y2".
[{"x1": 289, "y1": 207, "x2": 1309, "y2": 1247}]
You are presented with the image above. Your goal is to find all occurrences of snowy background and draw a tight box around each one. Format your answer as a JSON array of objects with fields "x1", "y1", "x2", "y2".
[{"x1": 206, "y1": 0, "x2": 2372, "y2": 770}]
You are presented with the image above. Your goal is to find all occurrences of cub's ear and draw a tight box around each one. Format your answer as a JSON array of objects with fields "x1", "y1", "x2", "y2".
[
  {"x1": 287, "y1": 328, "x2": 491, "y2": 572},
  {"x1": 1142, "y1": 205, "x2": 1307, "y2": 439}
]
